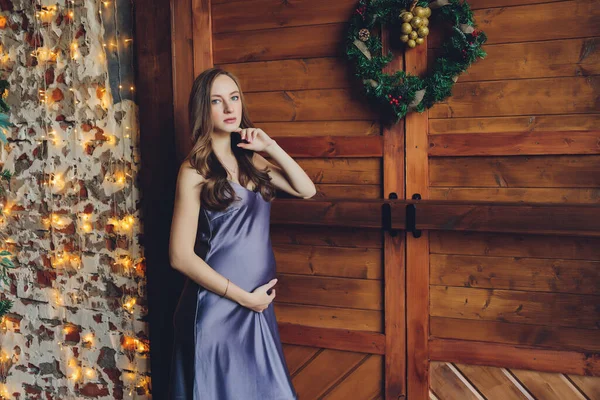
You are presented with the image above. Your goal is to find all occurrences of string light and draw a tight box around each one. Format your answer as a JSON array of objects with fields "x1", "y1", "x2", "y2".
[
  {"x1": 122, "y1": 296, "x2": 136, "y2": 314},
  {"x1": 0, "y1": 384, "x2": 9, "y2": 400},
  {"x1": 0, "y1": 352, "x2": 14, "y2": 389},
  {"x1": 5, "y1": 0, "x2": 146, "y2": 396},
  {"x1": 65, "y1": 0, "x2": 83, "y2": 281},
  {"x1": 69, "y1": 368, "x2": 80, "y2": 381},
  {"x1": 82, "y1": 221, "x2": 92, "y2": 233},
  {"x1": 82, "y1": 333, "x2": 94, "y2": 346},
  {"x1": 115, "y1": 172, "x2": 125, "y2": 185},
  {"x1": 32, "y1": 0, "x2": 58, "y2": 277}
]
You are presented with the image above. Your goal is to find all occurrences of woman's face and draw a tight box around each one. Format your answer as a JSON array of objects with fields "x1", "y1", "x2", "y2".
[{"x1": 210, "y1": 74, "x2": 242, "y2": 134}]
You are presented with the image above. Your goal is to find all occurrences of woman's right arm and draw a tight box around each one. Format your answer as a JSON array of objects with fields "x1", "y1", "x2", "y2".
[{"x1": 169, "y1": 162, "x2": 276, "y2": 312}]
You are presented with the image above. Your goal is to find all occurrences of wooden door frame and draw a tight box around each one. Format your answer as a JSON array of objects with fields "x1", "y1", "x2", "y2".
[
  {"x1": 171, "y1": 0, "x2": 213, "y2": 164},
  {"x1": 382, "y1": 29, "x2": 407, "y2": 400},
  {"x1": 404, "y1": 33, "x2": 430, "y2": 400}
]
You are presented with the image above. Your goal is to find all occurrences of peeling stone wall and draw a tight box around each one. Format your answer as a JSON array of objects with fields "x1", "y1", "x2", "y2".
[{"x1": 0, "y1": 0, "x2": 150, "y2": 398}]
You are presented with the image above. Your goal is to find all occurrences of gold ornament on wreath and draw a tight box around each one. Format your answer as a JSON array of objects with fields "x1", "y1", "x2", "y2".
[{"x1": 399, "y1": 1, "x2": 431, "y2": 48}]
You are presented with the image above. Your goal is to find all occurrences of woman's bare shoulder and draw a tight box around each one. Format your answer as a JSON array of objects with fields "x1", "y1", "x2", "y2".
[{"x1": 178, "y1": 159, "x2": 206, "y2": 188}]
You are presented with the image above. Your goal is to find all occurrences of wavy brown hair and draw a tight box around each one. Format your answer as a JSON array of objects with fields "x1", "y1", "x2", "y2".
[{"x1": 185, "y1": 68, "x2": 276, "y2": 211}]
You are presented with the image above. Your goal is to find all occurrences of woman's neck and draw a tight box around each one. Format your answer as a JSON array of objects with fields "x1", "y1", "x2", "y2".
[{"x1": 211, "y1": 131, "x2": 234, "y2": 159}]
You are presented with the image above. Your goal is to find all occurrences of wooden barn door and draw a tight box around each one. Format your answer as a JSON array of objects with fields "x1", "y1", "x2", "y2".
[
  {"x1": 171, "y1": 1, "x2": 600, "y2": 399},
  {"x1": 171, "y1": 0, "x2": 410, "y2": 399},
  {"x1": 420, "y1": 1, "x2": 600, "y2": 399}
]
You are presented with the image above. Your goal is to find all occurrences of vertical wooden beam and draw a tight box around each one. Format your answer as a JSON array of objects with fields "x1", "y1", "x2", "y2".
[
  {"x1": 405, "y1": 35, "x2": 430, "y2": 399},
  {"x1": 192, "y1": 0, "x2": 213, "y2": 77},
  {"x1": 137, "y1": 0, "x2": 180, "y2": 398},
  {"x1": 382, "y1": 28, "x2": 407, "y2": 400},
  {"x1": 171, "y1": 0, "x2": 195, "y2": 162}
]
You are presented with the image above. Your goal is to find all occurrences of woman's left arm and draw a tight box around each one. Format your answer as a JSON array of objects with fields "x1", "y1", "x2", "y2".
[{"x1": 236, "y1": 128, "x2": 317, "y2": 199}]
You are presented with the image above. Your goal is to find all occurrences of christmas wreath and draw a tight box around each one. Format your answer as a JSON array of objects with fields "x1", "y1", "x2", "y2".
[{"x1": 347, "y1": 0, "x2": 487, "y2": 122}]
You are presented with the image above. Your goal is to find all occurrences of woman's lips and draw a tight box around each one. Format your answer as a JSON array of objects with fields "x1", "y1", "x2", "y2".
[{"x1": 224, "y1": 118, "x2": 237, "y2": 123}]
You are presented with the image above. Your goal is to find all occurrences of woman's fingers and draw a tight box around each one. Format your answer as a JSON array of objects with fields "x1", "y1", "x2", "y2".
[{"x1": 236, "y1": 128, "x2": 266, "y2": 145}]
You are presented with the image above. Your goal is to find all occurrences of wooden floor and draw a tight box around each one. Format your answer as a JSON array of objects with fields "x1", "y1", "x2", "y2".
[{"x1": 430, "y1": 362, "x2": 599, "y2": 400}]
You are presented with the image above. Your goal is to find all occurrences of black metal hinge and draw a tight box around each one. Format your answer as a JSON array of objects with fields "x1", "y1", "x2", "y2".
[
  {"x1": 382, "y1": 192, "x2": 398, "y2": 237},
  {"x1": 406, "y1": 193, "x2": 422, "y2": 238}
]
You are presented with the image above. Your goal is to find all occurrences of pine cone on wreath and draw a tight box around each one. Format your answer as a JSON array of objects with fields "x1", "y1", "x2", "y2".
[{"x1": 358, "y1": 28, "x2": 370, "y2": 42}]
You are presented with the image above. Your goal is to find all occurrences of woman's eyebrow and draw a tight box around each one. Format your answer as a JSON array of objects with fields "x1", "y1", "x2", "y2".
[{"x1": 211, "y1": 91, "x2": 240, "y2": 97}]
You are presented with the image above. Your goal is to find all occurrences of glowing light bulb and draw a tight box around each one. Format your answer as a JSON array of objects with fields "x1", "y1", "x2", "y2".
[
  {"x1": 70, "y1": 370, "x2": 79, "y2": 381},
  {"x1": 123, "y1": 297, "x2": 136, "y2": 313},
  {"x1": 83, "y1": 333, "x2": 94, "y2": 345}
]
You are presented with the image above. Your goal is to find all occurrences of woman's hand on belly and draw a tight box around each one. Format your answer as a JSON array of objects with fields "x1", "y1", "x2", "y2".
[{"x1": 239, "y1": 278, "x2": 278, "y2": 313}]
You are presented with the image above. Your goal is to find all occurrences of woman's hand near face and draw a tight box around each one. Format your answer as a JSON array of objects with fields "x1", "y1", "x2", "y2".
[{"x1": 234, "y1": 128, "x2": 276, "y2": 152}]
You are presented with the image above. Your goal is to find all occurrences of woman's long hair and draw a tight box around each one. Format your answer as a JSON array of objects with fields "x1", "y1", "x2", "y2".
[{"x1": 186, "y1": 68, "x2": 276, "y2": 211}]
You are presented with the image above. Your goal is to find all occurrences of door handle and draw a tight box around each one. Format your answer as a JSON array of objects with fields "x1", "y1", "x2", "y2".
[
  {"x1": 382, "y1": 192, "x2": 399, "y2": 237},
  {"x1": 406, "y1": 194, "x2": 422, "y2": 238}
]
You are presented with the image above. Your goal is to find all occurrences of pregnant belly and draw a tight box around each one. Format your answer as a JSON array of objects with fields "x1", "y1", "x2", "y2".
[{"x1": 206, "y1": 246, "x2": 277, "y2": 293}]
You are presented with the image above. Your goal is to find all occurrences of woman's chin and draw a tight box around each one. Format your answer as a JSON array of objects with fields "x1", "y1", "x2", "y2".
[{"x1": 213, "y1": 126, "x2": 233, "y2": 134}]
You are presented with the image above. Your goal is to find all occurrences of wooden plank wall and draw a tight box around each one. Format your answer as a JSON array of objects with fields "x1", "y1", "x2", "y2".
[
  {"x1": 211, "y1": 1, "x2": 387, "y2": 398},
  {"x1": 426, "y1": 0, "x2": 600, "y2": 398}
]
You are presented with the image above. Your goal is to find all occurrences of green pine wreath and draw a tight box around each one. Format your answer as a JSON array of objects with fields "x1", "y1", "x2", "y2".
[{"x1": 347, "y1": 0, "x2": 487, "y2": 122}]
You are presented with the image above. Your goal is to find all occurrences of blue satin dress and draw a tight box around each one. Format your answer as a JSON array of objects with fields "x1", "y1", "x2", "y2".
[{"x1": 169, "y1": 181, "x2": 298, "y2": 399}]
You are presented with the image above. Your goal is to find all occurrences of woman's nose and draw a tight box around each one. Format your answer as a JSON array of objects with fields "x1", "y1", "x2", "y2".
[{"x1": 223, "y1": 101, "x2": 232, "y2": 113}]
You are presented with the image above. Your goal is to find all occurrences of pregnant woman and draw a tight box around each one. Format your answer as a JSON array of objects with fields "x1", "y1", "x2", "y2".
[{"x1": 168, "y1": 67, "x2": 316, "y2": 399}]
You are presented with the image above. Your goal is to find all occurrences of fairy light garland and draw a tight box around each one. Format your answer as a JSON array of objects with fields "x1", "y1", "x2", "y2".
[
  {"x1": 98, "y1": 1, "x2": 148, "y2": 397},
  {"x1": 65, "y1": 0, "x2": 85, "y2": 276},
  {"x1": 0, "y1": 0, "x2": 148, "y2": 398},
  {"x1": 32, "y1": 1, "x2": 58, "y2": 276}
]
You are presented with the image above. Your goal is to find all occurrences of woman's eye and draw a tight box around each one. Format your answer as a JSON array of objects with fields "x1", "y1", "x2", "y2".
[
  {"x1": 231, "y1": 96, "x2": 239, "y2": 101},
  {"x1": 211, "y1": 99, "x2": 221, "y2": 104}
]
